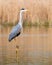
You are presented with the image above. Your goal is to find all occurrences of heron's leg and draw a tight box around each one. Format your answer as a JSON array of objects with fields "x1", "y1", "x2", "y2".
[{"x1": 16, "y1": 45, "x2": 19, "y2": 63}]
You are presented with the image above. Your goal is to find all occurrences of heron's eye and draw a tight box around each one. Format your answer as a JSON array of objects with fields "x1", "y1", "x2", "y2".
[{"x1": 21, "y1": 8, "x2": 25, "y2": 10}]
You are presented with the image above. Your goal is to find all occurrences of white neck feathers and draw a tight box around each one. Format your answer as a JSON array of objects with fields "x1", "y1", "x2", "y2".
[{"x1": 19, "y1": 11, "x2": 23, "y2": 25}]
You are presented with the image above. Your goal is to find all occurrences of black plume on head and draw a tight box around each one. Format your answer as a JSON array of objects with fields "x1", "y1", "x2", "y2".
[{"x1": 21, "y1": 8, "x2": 25, "y2": 10}]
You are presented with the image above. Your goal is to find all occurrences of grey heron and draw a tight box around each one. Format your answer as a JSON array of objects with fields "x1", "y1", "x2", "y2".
[{"x1": 8, "y1": 8, "x2": 27, "y2": 42}]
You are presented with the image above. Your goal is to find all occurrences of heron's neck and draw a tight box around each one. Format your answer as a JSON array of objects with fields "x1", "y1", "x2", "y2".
[{"x1": 19, "y1": 12, "x2": 23, "y2": 25}]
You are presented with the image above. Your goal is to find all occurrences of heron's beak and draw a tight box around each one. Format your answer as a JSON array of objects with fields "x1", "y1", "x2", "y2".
[{"x1": 24, "y1": 10, "x2": 28, "y2": 12}]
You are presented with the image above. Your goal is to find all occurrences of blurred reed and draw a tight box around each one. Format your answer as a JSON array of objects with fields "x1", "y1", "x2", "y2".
[{"x1": 0, "y1": 0, "x2": 52, "y2": 26}]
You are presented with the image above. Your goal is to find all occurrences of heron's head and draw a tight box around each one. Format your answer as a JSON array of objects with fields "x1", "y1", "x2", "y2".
[{"x1": 20, "y1": 8, "x2": 27, "y2": 13}]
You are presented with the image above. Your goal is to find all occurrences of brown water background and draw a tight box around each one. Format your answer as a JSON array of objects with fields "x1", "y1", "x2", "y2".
[{"x1": 0, "y1": 26, "x2": 52, "y2": 65}]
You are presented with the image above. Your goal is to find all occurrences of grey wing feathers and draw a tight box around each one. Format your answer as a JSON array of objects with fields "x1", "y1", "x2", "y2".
[
  {"x1": 11, "y1": 24, "x2": 21, "y2": 34},
  {"x1": 8, "y1": 24, "x2": 21, "y2": 41}
]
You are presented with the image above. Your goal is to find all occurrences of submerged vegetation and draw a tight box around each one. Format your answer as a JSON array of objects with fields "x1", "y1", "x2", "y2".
[
  {"x1": 23, "y1": 20, "x2": 50, "y2": 28},
  {"x1": 0, "y1": 22, "x2": 14, "y2": 27},
  {"x1": 0, "y1": 20, "x2": 51, "y2": 28},
  {"x1": 43, "y1": 21, "x2": 49, "y2": 27}
]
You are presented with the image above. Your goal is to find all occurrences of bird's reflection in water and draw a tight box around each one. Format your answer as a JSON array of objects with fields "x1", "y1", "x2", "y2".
[{"x1": 16, "y1": 45, "x2": 19, "y2": 63}]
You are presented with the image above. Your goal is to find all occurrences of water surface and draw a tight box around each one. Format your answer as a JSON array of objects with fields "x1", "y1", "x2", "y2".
[{"x1": 0, "y1": 26, "x2": 52, "y2": 65}]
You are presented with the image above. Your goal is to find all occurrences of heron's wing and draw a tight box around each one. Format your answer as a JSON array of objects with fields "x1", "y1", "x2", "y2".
[
  {"x1": 10, "y1": 24, "x2": 21, "y2": 34},
  {"x1": 8, "y1": 24, "x2": 21, "y2": 41}
]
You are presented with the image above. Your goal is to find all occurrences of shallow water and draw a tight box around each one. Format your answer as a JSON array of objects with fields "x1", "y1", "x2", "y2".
[{"x1": 0, "y1": 26, "x2": 52, "y2": 65}]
